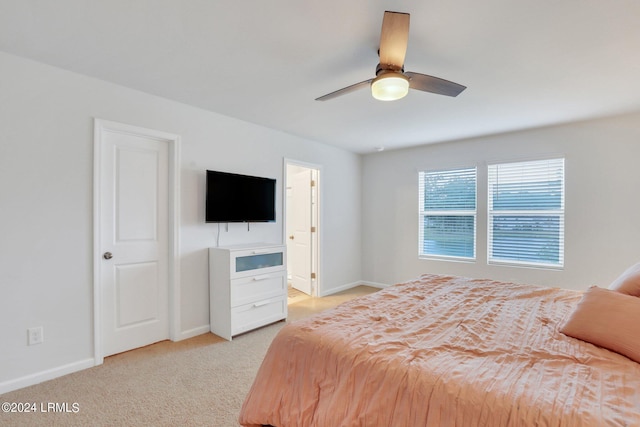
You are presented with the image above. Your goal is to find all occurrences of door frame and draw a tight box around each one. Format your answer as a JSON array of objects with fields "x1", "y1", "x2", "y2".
[
  {"x1": 93, "y1": 118, "x2": 181, "y2": 365},
  {"x1": 283, "y1": 158, "x2": 321, "y2": 297}
]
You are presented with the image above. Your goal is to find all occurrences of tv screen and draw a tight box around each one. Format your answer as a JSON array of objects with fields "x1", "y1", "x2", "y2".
[{"x1": 205, "y1": 170, "x2": 276, "y2": 223}]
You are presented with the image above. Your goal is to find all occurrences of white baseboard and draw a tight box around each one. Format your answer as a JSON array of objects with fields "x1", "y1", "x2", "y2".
[
  {"x1": 359, "y1": 280, "x2": 391, "y2": 289},
  {"x1": 319, "y1": 280, "x2": 392, "y2": 297},
  {"x1": 0, "y1": 358, "x2": 95, "y2": 395},
  {"x1": 177, "y1": 325, "x2": 211, "y2": 341},
  {"x1": 318, "y1": 281, "x2": 360, "y2": 297}
]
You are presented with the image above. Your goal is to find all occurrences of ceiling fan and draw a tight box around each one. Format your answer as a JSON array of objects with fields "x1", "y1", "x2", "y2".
[{"x1": 316, "y1": 11, "x2": 466, "y2": 102}]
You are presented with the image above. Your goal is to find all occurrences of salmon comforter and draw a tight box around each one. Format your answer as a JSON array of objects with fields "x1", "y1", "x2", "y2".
[{"x1": 239, "y1": 274, "x2": 640, "y2": 426}]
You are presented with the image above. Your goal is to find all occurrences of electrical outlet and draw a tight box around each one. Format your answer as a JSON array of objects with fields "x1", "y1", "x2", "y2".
[{"x1": 28, "y1": 326, "x2": 44, "y2": 345}]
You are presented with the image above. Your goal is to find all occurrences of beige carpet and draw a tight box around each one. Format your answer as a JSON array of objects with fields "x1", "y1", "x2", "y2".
[{"x1": 0, "y1": 286, "x2": 377, "y2": 427}]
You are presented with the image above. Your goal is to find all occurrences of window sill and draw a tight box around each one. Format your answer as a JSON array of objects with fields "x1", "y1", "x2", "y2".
[{"x1": 419, "y1": 255, "x2": 476, "y2": 264}]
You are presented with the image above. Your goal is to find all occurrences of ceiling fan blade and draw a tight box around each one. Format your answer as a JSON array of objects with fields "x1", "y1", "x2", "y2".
[
  {"x1": 315, "y1": 79, "x2": 373, "y2": 101},
  {"x1": 379, "y1": 11, "x2": 410, "y2": 70},
  {"x1": 405, "y1": 72, "x2": 467, "y2": 97}
]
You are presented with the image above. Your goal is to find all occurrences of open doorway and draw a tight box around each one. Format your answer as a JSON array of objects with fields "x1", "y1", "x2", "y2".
[{"x1": 285, "y1": 160, "x2": 321, "y2": 302}]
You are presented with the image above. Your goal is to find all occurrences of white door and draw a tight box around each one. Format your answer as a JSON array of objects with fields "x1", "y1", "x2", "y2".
[
  {"x1": 289, "y1": 168, "x2": 313, "y2": 295},
  {"x1": 99, "y1": 129, "x2": 169, "y2": 357}
]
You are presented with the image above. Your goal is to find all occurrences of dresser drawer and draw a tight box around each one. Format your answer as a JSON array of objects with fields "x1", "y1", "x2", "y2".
[
  {"x1": 231, "y1": 296, "x2": 286, "y2": 336},
  {"x1": 231, "y1": 273, "x2": 286, "y2": 307},
  {"x1": 230, "y1": 248, "x2": 285, "y2": 279}
]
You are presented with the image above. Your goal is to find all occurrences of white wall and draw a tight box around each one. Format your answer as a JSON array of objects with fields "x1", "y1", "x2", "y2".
[
  {"x1": 0, "y1": 51, "x2": 361, "y2": 392},
  {"x1": 362, "y1": 113, "x2": 640, "y2": 290}
]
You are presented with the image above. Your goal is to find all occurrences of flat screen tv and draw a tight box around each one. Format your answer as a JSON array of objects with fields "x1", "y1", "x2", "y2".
[{"x1": 205, "y1": 170, "x2": 276, "y2": 223}]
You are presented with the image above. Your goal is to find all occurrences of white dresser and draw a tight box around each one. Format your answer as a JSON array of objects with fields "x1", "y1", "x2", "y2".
[{"x1": 209, "y1": 243, "x2": 287, "y2": 340}]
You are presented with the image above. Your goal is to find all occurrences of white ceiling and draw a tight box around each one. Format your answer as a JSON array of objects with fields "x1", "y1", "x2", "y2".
[{"x1": 1, "y1": 1, "x2": 639, "y2": 153}]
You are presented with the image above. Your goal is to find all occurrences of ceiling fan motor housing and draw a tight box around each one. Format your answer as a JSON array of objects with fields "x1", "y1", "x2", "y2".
[{"x1": 375, "y1": 63, "x2": 404, "y2": 75}]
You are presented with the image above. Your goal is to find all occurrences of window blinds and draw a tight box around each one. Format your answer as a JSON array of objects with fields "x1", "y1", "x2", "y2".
[
  {"x1": 419, "y1": 167, "x2": 476, "y2": 259},
  {"x1": 487, "y1": 158, "x2": 565, "y2": 268}
]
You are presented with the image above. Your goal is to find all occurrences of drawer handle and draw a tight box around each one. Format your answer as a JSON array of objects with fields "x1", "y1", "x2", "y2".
[
  {"x1": 253, "y1": 300, "x2": 270, "y2": 308},
  {"x1": 252, "y1": 274, "x2": 271, "y2": 281}
]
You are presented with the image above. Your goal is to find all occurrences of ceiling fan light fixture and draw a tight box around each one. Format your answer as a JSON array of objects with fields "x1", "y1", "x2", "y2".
[{"x1": 371, "y1": 72, "x2": 409, "y2": 101}]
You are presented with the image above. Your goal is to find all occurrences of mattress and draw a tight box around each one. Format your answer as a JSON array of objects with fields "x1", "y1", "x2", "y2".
[{"x1": 239, "y1": 274, "x2": 640, "y2": 426}]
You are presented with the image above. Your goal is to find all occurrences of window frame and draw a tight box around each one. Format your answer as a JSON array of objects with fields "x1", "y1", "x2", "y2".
[
  {"x1": 418, "y1": 166, "x2": 478, "y2": 262},
  {"x1": 487, "y1": 157, "x2": 565, "y2": 269}
]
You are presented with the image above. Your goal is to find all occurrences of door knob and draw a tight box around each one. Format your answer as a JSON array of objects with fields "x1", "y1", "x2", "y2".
[
  {"x1": 103, "y1": 252, "x2": 113, "y2": 260},
  {"x1": 288, "y1": 235, "x2": 294, "y2": 240}
]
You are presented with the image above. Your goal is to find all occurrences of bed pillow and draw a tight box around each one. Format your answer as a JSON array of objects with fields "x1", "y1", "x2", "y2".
[
  {"x1": 608, "y1": 262, "x2": 640, "y2": 297},
  {"x1": 560, "y1": 286, "x2": 640, "y2": 364}
]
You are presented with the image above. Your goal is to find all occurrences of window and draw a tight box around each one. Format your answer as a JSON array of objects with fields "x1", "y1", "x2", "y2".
[
  {"x1": 487, "y1": 158, "x2": 564, "y2": 268},
  {"x1": 419, "y1": 167, "x2": 477, "y2": 259}
]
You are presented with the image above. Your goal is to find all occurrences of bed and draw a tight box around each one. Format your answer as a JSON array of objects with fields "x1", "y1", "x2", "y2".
[{"x1": 239, "y1": 274, "x2": 640, "y2": 426}]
